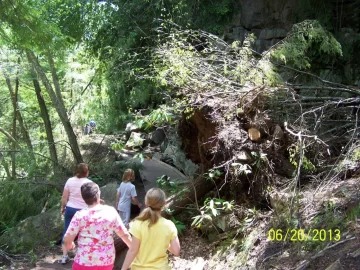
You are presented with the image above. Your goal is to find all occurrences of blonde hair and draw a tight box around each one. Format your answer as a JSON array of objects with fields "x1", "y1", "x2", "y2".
[
  {"x1": 136, "y1": 188, "x2": 166, "y2": 227},
  {"x1": 122, "y1": 168, "x2": 135, "y2": 182}
]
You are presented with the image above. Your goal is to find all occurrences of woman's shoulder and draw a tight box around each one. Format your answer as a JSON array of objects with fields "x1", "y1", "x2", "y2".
[
  {"x1": 65, "y1": 176, "x2": 76, "y2": 182},
  {"x1": 98, "y1": 205, "x2": 119, "y2": 217},
  {"x1": 102, "y1": 204, "x2": 117, "y2": 212},
  {"x1": 64, "y1": 176, "x2": 76, "y2": 186}
]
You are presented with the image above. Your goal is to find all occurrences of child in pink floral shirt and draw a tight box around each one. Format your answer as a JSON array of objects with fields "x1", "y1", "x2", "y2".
[{"x1": 64, "y1": 182, "x2": 132, "y2": 270}]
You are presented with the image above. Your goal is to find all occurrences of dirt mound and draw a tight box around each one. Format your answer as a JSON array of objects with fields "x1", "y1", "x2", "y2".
[{"x1": 177, "y1": 91, "x2": 295, "y2": 207}]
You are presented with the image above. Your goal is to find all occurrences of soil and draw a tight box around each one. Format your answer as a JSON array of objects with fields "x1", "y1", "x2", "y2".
[
  {"x1": 7, "y1": 228, "x2": 360, "y2": 270},
  {"x1": 2, "y1": 119, "x2": 360, "y2": 270},
  {"x1": 6, "y1": 229, "x2": 213, "y2": 270}
]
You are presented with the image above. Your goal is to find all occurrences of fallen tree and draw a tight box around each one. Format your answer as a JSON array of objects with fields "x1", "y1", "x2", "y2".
[{"x1": 120, "y1": 20, "x2": 360, "y2": 225}]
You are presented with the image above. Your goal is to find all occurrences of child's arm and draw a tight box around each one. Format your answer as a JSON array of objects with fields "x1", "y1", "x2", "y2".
[
  {"x1": 168, "y1": 236, "x2": 181, "y2": 256},
  {"x1": 117, "y1": 229, "x2": 132, "y2": 248},
  {"x1": 131, "y1": 196, "x2": 142, "y2": 208},
  {"x1": 121, "y1": 236, "x2": 140, "y2": 270},
  {"x1": 115, "y1": 191, "x2": 120, "y2": 209}
]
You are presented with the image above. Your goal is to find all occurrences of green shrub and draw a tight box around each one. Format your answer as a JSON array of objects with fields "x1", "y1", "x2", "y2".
[{"x1": 0, "y1": 181, "x2": 60, "y2": 235}]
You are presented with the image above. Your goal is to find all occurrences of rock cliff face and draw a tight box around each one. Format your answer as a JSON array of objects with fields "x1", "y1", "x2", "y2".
[
  {"x1": 227, "y1": 0, "x2": 359, "y2": 50},
  {"x1": 226, "y1": 0, "x2": 360, "y2": 84},
  {"x1": 229, "y1": 0, "x2": 297, "y2": 52}
]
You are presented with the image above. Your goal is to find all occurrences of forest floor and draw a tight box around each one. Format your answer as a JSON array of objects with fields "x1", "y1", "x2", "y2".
[
  {"x1": 8, "y1": 222, "x2": 360, "y2": 270},
  {"x1": 3, "y1": 134, "x2": 360, "y2": 270}
]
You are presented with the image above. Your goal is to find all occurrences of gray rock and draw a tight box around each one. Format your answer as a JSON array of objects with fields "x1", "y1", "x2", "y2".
[
  {"x1": 125, "y1": 123, "x2": 141, "y2": 133},
  {"x1": 100, "y1": 182, "x2": 119, "y2": 206},
  {"x1": 115, "y1": 152, "x2": 131, "y2": 161},
  {"x1": 238, "y1": 0, "x2": 296, "y2": 30},
  {"x1": 259, "y1": 28, "x2": 288, "y2": 40},
  {"x1": 233, "y1": 26, "x2": 249, "y2": 43},
  {"x1": 163, "y1": 145, "x2": 199, "y2": 178},
  {"x1": 273, "y1": 125, "x2": 284, "y2": 140},
  {"x1": 213, "y1": 214, "x2": 233, "y2": 232},
  {"x1": 125, "y1": 132, "x2": 145, "y2": 148},
  {"x1": 0, "y1": 207, "x2": 63, "y2": 253},
  {"x1": 150, "y1": 128, "x2": 166, "y2": 145},
  {"x1": 236, "y1": 151, "x2": 252, "y2": 162}
]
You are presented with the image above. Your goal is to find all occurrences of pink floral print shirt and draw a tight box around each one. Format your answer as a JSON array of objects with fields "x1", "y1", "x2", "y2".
[{"x1": 65, "y1": 204, "x2": 128, "y2": 266}]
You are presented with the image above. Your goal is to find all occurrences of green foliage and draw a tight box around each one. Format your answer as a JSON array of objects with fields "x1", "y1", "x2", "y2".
[
  {"x1": 204, "y1": 169, "x2": 223, "y2": 181},
  {"x1": 134, "y1": 105, "x2": 176, "y2": 130},
  {"x1": 272, "y1": 20, "x2": 342, "y2": 69},
  {"x1": 346, "y1": 204, "x2": 360, "y2": 223},
  {"x1": 171, "y1": 217, "x2": 186, "y2": 235},
  {"x1": 288, "y1": 144, "x2": 316, "y2": 172},
  {"x1": 110, "y1": 141, "x2": 125, "y2": 151},
  {"x1": 29, "y1": 249, "x2": 38, "y2": 265},
  {"x1": 192, "y1": 198, "x2": 234, "y2": 228},
  {"x1": 133, "y1": 153, "x2": 146, "y2": 163},
  {"x1": 0, "y1": 181, "x2": 60, "y2": 234},
  {"x1": 250, "y1": 152, "x2": 270, "y2": 171},
  {"x1": 88, "y1": 175, "x2": 104, "y2": 184},
  {"x1": 191, "y1": 0, "x2": 238, "y2": 34},
  {"x1": 144, "y1": 24, "x2": 277, "y2": 97},
  {"x1": 336, "y1": 144, "x2": 360, "y2": 173},
  {"x1": 303, "y1": 200, "x2": 344, "y2": 251},
  {"x1": 156, "y1": 175, "x2": 181, "y2": 195}
]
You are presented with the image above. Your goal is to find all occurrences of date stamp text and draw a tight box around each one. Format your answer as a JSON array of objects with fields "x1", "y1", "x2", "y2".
[{"x1": 267, "y1": 228, "x2": 341, "y2": 242}]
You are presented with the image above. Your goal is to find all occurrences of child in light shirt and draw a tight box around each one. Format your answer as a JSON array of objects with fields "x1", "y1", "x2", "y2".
[{"x1": 116, "y1": 168, "x2": 142, "y2": 227}]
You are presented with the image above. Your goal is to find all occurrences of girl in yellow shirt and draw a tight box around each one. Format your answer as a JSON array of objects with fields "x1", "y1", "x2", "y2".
[{"x1": 121, "y1": 188, "x2": 181, "y2": 270}]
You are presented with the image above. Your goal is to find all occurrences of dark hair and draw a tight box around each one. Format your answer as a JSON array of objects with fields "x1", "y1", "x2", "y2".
[
  {"x1": 75, "y1": 163, "x2": 89, "y2": 178},
  {"x1": 136, "y1": 188, "x2": 166, "y2": 227},
  {"x1": 81, "y1": 182, "x2": 99, "y2": 205}
]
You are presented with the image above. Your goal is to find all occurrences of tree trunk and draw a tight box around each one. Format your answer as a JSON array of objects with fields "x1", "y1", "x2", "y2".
[
  {"x1": 28, "y1": 62, "x2": 59, "y2": 173},
  {"x1": 11, "y1": 77, "x2": 16, "y2": 179},
  {"x1": 26, "y1": 50, "x2": 83, "y2": 163},
  {"x1": 166, "y1": 176, "x2": 214, "y2": 215},
  {"x1": 0, "y1": 159, "x2": 11, "y2": 180},
  {"x1": 3, "y1": 70, "x2": 35, "y2": 154}
]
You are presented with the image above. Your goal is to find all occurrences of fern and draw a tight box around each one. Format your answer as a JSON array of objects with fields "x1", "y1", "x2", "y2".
[{"x1": 272, "y1": 20, "x2": 342, "y2": 69}]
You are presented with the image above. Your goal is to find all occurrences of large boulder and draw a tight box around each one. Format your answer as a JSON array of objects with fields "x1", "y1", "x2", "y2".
[
  {"x1": 0, "y1": 207, "x2": 63, "y2": 253},
  {"x1": 99, "y1": 182, "x2": 119, "y2": 206},
  {"x1": 163, "y1": 145, "x2": 199, "y2": 178}
]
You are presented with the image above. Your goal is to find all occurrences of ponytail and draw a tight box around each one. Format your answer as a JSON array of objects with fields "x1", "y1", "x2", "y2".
[
  {"x1": 136, "y1": 207, "x2": 161, "y2": 227},
  {"x1": 136, "y1": 188, "x2": 166, "y2": 227}
]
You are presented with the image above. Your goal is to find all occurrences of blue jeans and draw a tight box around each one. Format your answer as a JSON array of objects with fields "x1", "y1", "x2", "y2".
[{"x1": 62, "y1": 206, "x2": 81, "y2": 243}]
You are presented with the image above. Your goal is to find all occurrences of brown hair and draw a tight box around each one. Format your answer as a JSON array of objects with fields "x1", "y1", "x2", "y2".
[
  {"x1": 122, "y1": 168, "x2": 135, "y2": 182},
  {"x1": 75, "y1": 163, "x2": 89, "y2": 178},
  {"x1": 136, "y1": 188, "x2": 166, "y2": 227},
  {"x1": 81, "y1": 182, "x2": 100, "y2": 205}
]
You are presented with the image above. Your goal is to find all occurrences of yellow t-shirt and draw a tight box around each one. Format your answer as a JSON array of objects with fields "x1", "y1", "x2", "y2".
[{"x1": 129, "y1": 217, "x2": 178, "y2": 270}]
